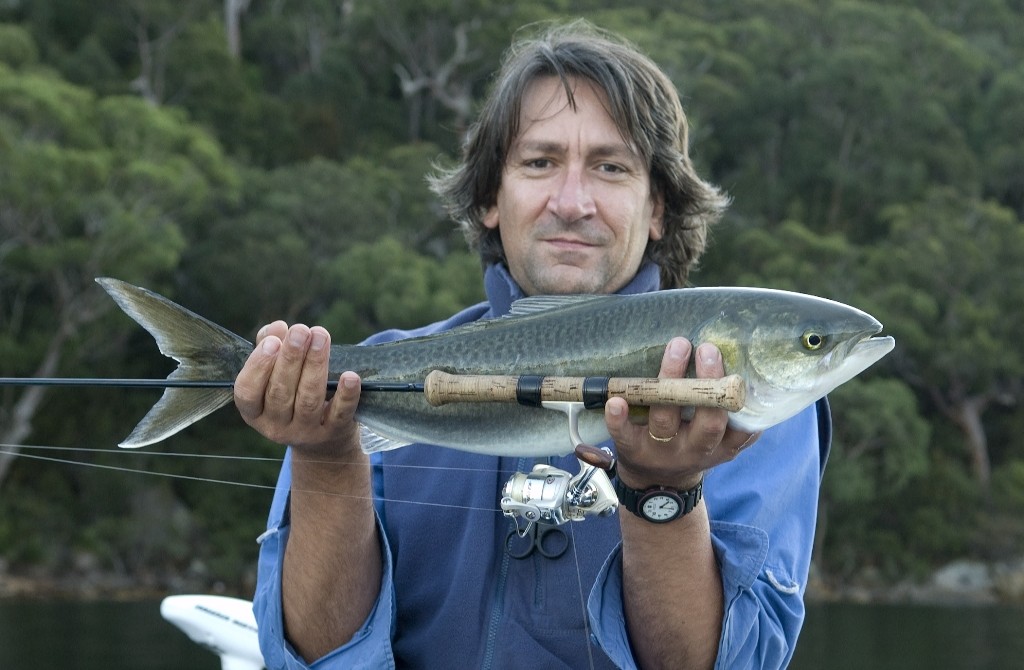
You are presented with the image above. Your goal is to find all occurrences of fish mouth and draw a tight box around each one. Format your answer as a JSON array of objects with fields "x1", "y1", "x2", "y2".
[
  {"x1": 839, "y1": 331, "x2": 897, "y2": 374},
  {"x1": 825, "y1": 330, "x2": 895, "y2": 386},
  {"x1": 734, "y1": 329, "x2": 895, "y2": 433}
]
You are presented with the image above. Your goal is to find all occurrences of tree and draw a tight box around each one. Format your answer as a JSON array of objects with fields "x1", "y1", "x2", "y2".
[
  {"x1": 119, "y1": 0, "x2": 215, "y2": 103},
  {"x1": 163, "y1": 16, "x2": 290, "y2": 164},
  {"x1": 350, "y1": 0, "x2": 556, "y2": 142},
  {"x1": 973, "y1": 64, "x2": 1024, "y2": 216},
  {"x1": 652, "y1": 0, "x2": 987, "y2": 239},
  {"x1": 863, "y1": 188, "x2": 1024, "y2": 488},
  {"x1": 223, "y1": 0, "x2": 250, "y2": 58},
  {"x1": 177, "y1": 142, "x2": 461, "y2": 336},
  {"x1": 0, "y1": 44, "x2": 238, "y2": 487},
  {"x1": 321, "y1": 236, "x2": 484, "y2": 343},
  {"x1": 816, "y1": 377, "x2": 931, "y2": 577}
]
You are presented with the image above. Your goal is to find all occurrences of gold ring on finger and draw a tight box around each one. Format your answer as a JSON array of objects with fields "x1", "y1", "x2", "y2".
[{"x1": 648, "y1": 429, "x2": 677, "y2": 443}]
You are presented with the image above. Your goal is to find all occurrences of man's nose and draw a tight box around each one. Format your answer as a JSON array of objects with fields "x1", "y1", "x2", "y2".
[{"x1": 548, "y1": 166, "x2": 596, "y2": 222}]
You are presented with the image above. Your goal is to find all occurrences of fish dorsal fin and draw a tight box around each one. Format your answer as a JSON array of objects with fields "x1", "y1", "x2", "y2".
[
  {"x1": 508, "y1": 294, "x2": 613, "y2": 317},
  {"x1": 369, "y1": 294, "x2": 617, "y2": 346}
]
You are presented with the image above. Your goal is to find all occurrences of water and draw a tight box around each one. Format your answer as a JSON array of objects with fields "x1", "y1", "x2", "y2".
[
  {"x1": 0, "y1": 599, "x2": 218, "y2": 669},
  {"x1": 791, "y1": 601, "x2": 1024, "y2": 670},
  {"x1": 0, "y1": 599, "x2": 1022, "y2": 669}
]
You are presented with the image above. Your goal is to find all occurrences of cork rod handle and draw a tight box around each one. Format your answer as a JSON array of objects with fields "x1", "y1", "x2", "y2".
[{"x1": 423, "y1": 370, "x2": 745, "y2": 412}]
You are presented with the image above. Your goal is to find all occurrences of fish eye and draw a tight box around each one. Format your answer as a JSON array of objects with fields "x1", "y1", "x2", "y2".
[{"x1": 802, "y1": 331, "x2": 825, "y2": 350}]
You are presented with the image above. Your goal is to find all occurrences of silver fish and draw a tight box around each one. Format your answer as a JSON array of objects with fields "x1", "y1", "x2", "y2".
[{"x1": 97, "y1": 278, "x2": 894, "y2": 454}]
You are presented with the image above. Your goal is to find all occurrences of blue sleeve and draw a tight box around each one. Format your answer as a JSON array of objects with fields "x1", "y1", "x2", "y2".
[
  {"x1": 252, "y1": 449, "x2": 397, "y2": 670},
  {"x1": 250, "y1": 303, "x2": 491, "y2": 669},
  {"x1": 588, "y1": 402, "x2": 827, "y2": 669}
]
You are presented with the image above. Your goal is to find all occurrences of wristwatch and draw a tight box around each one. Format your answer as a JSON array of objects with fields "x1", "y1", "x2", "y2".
[{"x1": 614, "y1": 477, "x2": 703, "y2": 523}]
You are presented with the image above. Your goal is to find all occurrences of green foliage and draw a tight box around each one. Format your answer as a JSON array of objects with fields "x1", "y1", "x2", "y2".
[
  {"x1": 177, "y1": 143, "x2": 460, "y2": 335},
  {"x1": 322, "y1": 237, "x2": 484, "y2": 343},
  {"x1": 827, "y1": 378, "x2": 931, "y2": 499},
  {"x1": 866, "y1": 188, "x2": 1024, "y2": 391},
  {"x1": 0, "y1": 468, "x2": 79, "y2": 567},
  {"x1": 0, "y1": 23, "x2": 38, "y2": 68},
  {"x1": 2, "y1": 0, "x2": 1024, "y2": 595},
  {"x1": 699, "y1": 219, "x2": 861, "y2": 299},
  {"x1": 974, "y1": 64, "x2": 1024, "y2": 215},
  {"x1": 992, "y1": 456, "x2": 1024, "y2": 497},
  {"x1": 818, "y1": 378, "x2": 932, "y2": 576}
]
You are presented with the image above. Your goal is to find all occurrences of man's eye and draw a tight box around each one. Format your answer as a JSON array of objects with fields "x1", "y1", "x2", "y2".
[
  {"x1": 525, "y1": 158, "x2": 551, "y2": 169},
  {"x1": 598, "y1": 163, "x2": 626, "y2": 174}
]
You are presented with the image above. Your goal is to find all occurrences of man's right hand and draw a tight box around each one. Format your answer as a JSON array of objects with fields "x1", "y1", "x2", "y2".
[
  {"x1": 236, "y1": 321, "x2": 381, "y2": 662},
  {"x1": 233, "y1": 321, "x2": 362, "y2": 458}
]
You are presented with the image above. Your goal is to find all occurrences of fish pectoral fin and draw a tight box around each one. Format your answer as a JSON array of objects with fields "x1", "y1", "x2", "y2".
[{"x1": 358, "y1": 425, "x2": 413, "y2": 454}]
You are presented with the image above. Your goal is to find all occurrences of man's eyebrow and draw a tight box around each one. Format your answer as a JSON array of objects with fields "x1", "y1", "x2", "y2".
[
  {"x1": 513, "y1": 140, "x2": 641, "y2": 162},
  {"x1": 512, "y1": 140, "x2": 567, "y2": 155},
  {"x1": 589, "y1": 144, "x2": 641, "y2": 162}
]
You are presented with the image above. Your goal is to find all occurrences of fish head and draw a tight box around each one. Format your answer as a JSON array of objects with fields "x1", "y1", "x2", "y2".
[{"x1": 707, "y1": 289, "x2": 895, "y2": 432}]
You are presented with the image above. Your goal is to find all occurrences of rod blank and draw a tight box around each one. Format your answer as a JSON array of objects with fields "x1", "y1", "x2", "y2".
[
  {"x1": 0, "y1": 378, "x2": 420, "y2": 392},
  {"x1": 0, "y1": 372, "x2": 747, "y2": 411}
]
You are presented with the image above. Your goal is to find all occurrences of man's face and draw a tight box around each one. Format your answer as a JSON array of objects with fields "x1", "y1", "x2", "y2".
[{"x1": 483, "y1": 76, "x2": 664, "y2": 296}]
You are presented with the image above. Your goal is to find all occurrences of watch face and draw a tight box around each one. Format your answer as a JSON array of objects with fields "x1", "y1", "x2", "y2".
[{"x1": 640, "y1": 493, "x2": 681, "y2": 522}]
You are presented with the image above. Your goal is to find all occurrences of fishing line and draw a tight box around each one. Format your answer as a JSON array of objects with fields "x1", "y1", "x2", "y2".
[
  {"x1": 3, "y1": 442, "x2": 521, "y2": 475},
  {"x1": 4, "y1": 444, "x2": 283, "y2": 462},
  {"x1": 565, "y1": 520, "x2": 598, "y2": 670},
  {"x1": 0, "y1": 449, "x2": 278, "y2": 490},
  {"x1": 0, "y1": 446, "x2": 502, "y2": 514},
  {"x1": 4, "y1": 443, "x2": 604, "y2": 662}
]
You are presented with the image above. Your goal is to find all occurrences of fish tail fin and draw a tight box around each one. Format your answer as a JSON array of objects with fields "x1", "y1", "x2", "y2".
[{"x1": 96, "y1": 278, "x2": 253, "y2": 448}]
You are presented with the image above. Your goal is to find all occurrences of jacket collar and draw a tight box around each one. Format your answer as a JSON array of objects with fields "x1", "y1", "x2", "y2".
[{"x1": 482, "y1": 262, "x2": 662, "y2": 318}]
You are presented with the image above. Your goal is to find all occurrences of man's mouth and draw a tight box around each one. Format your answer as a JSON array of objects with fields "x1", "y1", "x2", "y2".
[{"x1": 543, "y1": 236, "x2": 597, "y2": 250}]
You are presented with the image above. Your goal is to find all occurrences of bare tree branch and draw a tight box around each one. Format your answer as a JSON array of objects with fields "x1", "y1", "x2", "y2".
[{"x1": 225, "y1": 0, "x2": 252, "y2": 59}]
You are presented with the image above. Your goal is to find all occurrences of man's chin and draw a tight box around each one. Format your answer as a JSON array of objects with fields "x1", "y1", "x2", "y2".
[{"x1": 523, "y1": 265, "x2": 615, "y2": 295}]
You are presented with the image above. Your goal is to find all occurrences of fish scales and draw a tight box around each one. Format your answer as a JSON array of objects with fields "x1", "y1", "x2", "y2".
[{"x1": 334, "y1": 295, "x2": 669, "y2": 455}]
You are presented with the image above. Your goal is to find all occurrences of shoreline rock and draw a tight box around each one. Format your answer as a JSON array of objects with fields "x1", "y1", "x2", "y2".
[
  {"x1": 4, "y1": 557, "x2": 1024, "y2": 605},
  {"x1": 806, "y1": 557, "x2": 1024, "y2": 606},
  {"x1": 0, "y1": 558, "x2": 251, "y2": 601}
]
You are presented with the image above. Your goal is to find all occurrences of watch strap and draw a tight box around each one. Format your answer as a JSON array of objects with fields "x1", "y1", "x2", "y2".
[{"x1": 614, "y1": 477, "x2": 703, "y2": 522}]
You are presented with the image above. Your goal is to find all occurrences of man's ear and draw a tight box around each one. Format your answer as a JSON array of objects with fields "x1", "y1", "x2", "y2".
[
  {"x1": 649, "y1": 192, "x2": 665, "y2": 241},
  {"x1": 483, "y1": 205, "x2": 499, "y2": 230}
]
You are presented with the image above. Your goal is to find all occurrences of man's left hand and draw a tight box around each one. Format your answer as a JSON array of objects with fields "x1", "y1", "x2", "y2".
[{"x1": 605, "y1": 337, "x2": 759, "y2": 490}]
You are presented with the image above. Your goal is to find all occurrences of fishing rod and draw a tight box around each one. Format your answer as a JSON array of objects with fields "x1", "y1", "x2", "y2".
[
  {"x1": 0, "y1": 371, "x2": 746, "y2": 411},
  {"x1": 1, "y1": 371, "x2": 747, "y2": 535},
  {"x1": 0, "y1": 377, "x2": 421, "y2": 392}
]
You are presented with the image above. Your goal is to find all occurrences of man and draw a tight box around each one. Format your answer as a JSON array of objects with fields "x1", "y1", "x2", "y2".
[{"x1": 235, "y1": 20, "x2": 827, "y2": 670}]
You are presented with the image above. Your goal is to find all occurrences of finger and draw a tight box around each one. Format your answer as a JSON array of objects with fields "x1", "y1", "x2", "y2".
[
  {"x1": 255, "y1": 320, "x2": 287, "y2": 346},
  {"x1": 234, "y1": 335, "x2": 282, "y2": 422},
  {"x1": 292, "y1": 326, "x2": 331, "y2": 424},
  {"x1": 604, "y1": 397, "x2": 634, "y2": 446},
  {"x1": 694, "y1": 342, "x2": 725, "y2": 378},
  {"x1": 325, "y1": 371, "x2": 362, "y2": 426},
  {"x1": 733, "y1": 431, "x2": 761, "y2": 456},
  {"x1": 701, "y1": 430, "x2": 760, "y2": 468},
  {"x1": 688, "y1": 343, "x2": 729, "y2": 452},
  {"x1": 647, "y1": 337, "x2": 691, "y2": 441},
  {"x1": 263, "y1": 323, "x2": 312, "y2": 424}
]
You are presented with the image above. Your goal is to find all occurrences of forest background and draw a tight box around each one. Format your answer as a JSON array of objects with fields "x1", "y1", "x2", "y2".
[{"x1": 1, "y1": 0, "x2": 1023, "y2": 600}]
